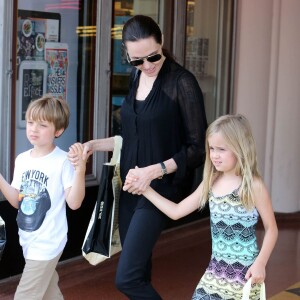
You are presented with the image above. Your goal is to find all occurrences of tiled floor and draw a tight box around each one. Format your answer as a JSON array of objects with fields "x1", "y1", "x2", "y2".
[{"x1": 0, "y1": 213, "x2": 299, "y2": 299}]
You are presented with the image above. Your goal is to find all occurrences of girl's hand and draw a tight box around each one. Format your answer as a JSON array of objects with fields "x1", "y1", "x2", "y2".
[
  {"x1": 123, "y1": 169, "x2": 138, "y2": 189},
  {"x1": 245, "y1": 260, "x2": 266, "y2": 284}
]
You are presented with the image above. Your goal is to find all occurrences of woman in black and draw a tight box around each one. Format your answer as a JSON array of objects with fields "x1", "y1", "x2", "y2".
[{"x1": 75, "y1": 15, "x2": 207, "y2": 299}]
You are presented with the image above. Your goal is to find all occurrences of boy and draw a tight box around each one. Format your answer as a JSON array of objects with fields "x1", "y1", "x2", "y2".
[{"x1": 0, "y1": 95, "x2": 87, "y2": 299}]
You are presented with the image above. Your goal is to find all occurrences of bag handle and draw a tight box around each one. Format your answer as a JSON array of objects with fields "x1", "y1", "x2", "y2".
[
  {"x1": 242, "y1": 278, "x2": 266, "y2": 300},
  {"x1": 109, "y1": 136, "x2": 122, "y2": 165},
  {"x1": 0, "y1": 216, "x2": 5, "y2": 227}
]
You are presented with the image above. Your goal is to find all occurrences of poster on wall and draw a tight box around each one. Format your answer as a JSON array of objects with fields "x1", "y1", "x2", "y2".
[
  {"x1": 185, "y1": 37, "x2": 209, "y2": 78},
  {"x1": 16, "y1": 10, "x2": 61, "y2": 128},
  {"x1": 17, "y1": 10, "x2": 61, "y2": 65},
  {"x1": 18, "y1": 60, "x2": 48, "y2": 128},
  {"x1": 44, "y1": 42, "x2": 69, "y2": 101}
]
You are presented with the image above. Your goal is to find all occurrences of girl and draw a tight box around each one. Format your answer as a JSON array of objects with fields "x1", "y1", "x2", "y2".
[{"x1": 124, "y1": 114, "x2": 278, "y2": 299}]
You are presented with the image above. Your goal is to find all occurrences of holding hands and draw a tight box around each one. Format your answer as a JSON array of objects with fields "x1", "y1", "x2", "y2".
[
  {"x1": 68, "y1": 142, "x2": 89, "y2": 172},
  {"x1": 124, "y1": 160, "x2": 175, "y2": 195},
  {"x1": 123, "y1": 166, "x2": 153, "y2": 195},
  {"x1": 68, "y1": 138, "x2": 115, "y2": 167}
]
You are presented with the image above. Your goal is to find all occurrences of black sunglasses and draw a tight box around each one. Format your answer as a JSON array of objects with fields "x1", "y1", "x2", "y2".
[{"x1": 127, "y1": 53, "x2": 162, "y2": 67}]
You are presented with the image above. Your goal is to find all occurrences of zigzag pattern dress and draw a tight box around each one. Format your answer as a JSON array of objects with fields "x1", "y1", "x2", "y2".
[{"x1": 192, "y1": 188, "x2": 262, "y2": 300}]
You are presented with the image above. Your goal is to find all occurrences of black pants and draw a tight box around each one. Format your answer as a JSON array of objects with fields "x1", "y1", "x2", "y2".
[{"x1": 116, "y1": 193, "x2": 166, "y2": 299}]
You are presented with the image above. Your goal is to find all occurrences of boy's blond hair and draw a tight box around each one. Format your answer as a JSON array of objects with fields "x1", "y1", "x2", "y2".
[
  {"x1": 199, "y1": 114, "x2": 261, "y2": 210},
  {"x1": 25, "y1": 95, "x2": 70, "y2": 132}
]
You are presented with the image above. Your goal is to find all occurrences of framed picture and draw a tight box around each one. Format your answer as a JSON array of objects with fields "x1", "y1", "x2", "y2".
[{"x1": 17, "y1": 60, "x2": 48, "y2": 128}]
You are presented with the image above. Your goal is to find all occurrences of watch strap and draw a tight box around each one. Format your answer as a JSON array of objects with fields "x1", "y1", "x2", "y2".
[{"x1": 158, "y1": 162, "x2": 167, "y2": 179}]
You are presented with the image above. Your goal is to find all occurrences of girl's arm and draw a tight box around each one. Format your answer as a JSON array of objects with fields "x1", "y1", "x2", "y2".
[
  {"x1": 65, "y1": 143, "x2": 88, "y2": 210},
  {"x1": 245, "y1": 178, "x2": 278, "y2": 284},
  {"x1": 143, "y1": 182, "x2": 203, "y2": 220},
  {"x1": 123, "y1": 159, "x2": 178, "y2": 195}
]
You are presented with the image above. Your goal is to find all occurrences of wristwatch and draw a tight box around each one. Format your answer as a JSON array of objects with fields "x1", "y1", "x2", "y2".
[{"x1": 158, "y1": 162, "x2": 167, "y2": 179}]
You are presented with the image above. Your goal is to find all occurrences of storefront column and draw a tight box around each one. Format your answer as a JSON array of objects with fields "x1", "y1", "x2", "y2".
[{"x1": 234, "y1": 0, "x2": 300, "y2": 213}]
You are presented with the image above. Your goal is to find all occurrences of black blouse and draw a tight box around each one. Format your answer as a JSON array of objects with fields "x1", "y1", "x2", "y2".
[{"x1": 120, "y1": 58, "x2": 207, "y2": 202}]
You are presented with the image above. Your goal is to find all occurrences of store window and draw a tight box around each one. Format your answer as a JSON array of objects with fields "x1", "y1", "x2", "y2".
[
  {"x1": 13, "y1": 0, "x2": 97, "y2": 177},
  {"x1": 109, "y1": 0, "x2": 234, "y2": 195},
  {"x1": 111, "y1": 0, "x2": 162, "y2": 136},
  {"x1": 185, "y1": 0, "x2": 235, "y2": 123},
  {"x1": 7, "y1": 0, "x2": 235, "y2": 190},
  {"x1": 111, "y1": 0, "x2": 235, "y2": 133}
]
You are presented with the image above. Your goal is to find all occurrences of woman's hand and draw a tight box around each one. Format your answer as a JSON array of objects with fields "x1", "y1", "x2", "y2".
[
  {"x1": 123, "y1": 166, "x2": 153, "y2": 195},
  {"x1": 68, "y1": 143, "x2": 88, "y2": 171},
  {"x1": 245, "y1": 260, "x2": 266, "y2": 284},
  {"x1": 68, "y1": 141, "x2": 93, "y2": 167},
  {"x1": 82, "y1": 141, "x2": 94, "y2": 158}
]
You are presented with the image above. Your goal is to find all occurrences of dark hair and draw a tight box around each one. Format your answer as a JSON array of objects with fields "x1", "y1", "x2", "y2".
[
  {"x1": 122, "y1": 15, "x2": 175, "y2": 61},
  {"x1": 122, "y1": 15, "x2": 162, "y2": 45}
]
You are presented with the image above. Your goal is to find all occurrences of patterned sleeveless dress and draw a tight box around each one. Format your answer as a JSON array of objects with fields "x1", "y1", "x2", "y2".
[{"x1": 192, "y1": 188, "x2": 262, "y2": 300}]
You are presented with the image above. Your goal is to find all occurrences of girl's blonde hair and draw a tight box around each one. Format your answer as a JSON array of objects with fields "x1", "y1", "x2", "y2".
[
  {"x1": 25, "y1": 95, "x2": 70, "y2": 134},
  {"x1": 199, "y1": 114, "x2": 261, "y2": 210}
]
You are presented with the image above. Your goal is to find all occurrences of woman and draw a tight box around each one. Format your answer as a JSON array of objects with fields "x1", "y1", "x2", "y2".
[{"x1": 72, "y1": 15, "x2": 207, "y2": 299}]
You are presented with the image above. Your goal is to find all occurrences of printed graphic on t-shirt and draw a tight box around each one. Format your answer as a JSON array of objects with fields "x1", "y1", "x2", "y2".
[{"x1": 17, "y1": 169, "x2": 51, "y2": 232}]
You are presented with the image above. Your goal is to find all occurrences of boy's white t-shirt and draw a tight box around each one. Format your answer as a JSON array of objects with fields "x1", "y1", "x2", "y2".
[{"x1": 11, "y1": 146, "x2": 74, "y2": 260}]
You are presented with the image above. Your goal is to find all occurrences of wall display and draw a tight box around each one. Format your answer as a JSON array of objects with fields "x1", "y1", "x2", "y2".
[
  {"x1": 17, "y1": 10, "x2": 61, "y2": 64},
  {"x1": 44, "y1": 42, "x2": 69, "y2": 101},
  {"x1": 17, "y1": 60, "x2": 48, "y2": 128},
  {"x1": 16, "y1": 10, "x2": 62, "y2": 128}
]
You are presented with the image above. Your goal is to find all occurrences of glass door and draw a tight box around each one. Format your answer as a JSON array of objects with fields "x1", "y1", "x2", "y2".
[
  {"x1": 185, "y1": 0, "x2": 235, "y2": 123},
  {"x1": 110, "y1": 0, "x2": 235, "y2": 133},
  {"x1": 111, "y1": 0, "x2": 170, "y2": 135},
  {"x1": 13, "y1": 0, "x2": 97, "y2": 175}
]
